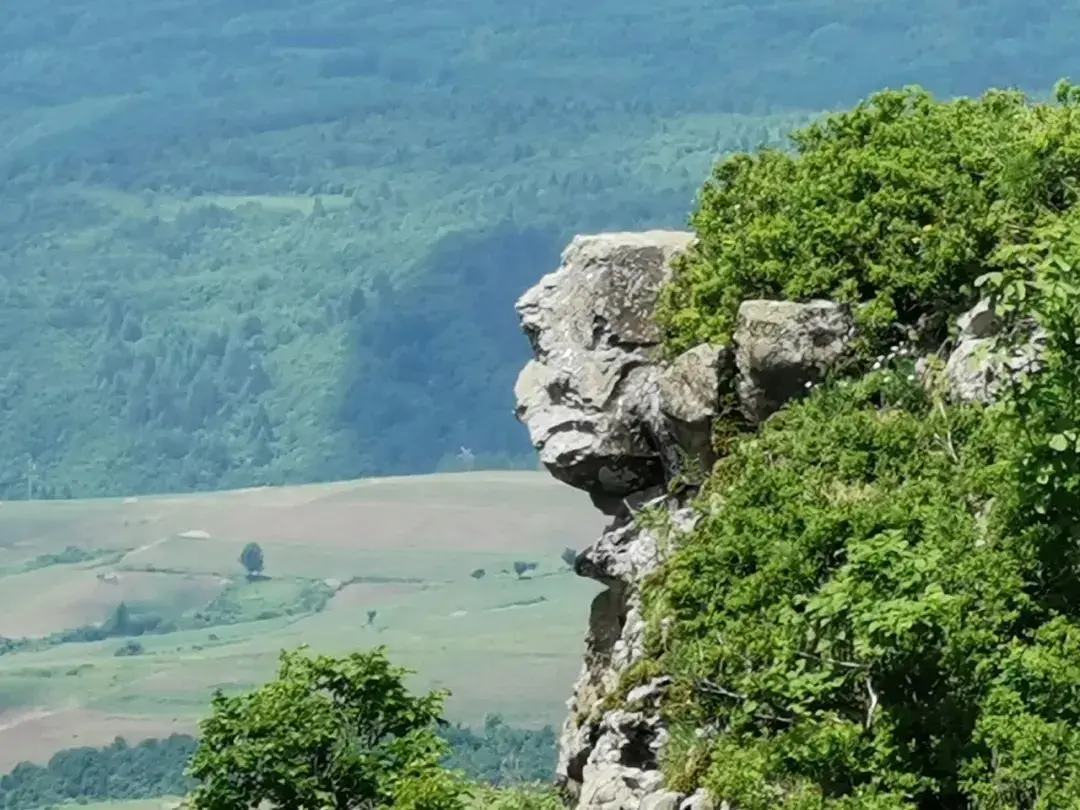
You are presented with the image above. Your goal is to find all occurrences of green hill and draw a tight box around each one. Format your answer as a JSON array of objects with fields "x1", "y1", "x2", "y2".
[{"x1": 2, "y1": 0, "x2": 1079, "y2": 497}]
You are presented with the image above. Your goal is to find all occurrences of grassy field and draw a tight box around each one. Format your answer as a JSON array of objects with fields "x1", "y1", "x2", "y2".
[{"x1": 0, "y1": 470, "x2": 605, "y2": 770}]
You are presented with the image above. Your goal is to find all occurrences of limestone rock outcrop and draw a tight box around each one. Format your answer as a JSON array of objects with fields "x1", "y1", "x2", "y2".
[
  {"x1": 513, "y1": 232, "x2": 869, "y2": 810},
  {"x1": 932, "y1": 298, "x2": 1045, "y2": 405},
  {"x1": 656, "y1": 344, "x2": 733, "y2": 482},
  {"x1": 514, "y1": 231, "x2": 697, "y2": 508},
  {"x1": 733, "y1": 299, "x2": 855, "y2": 423},
  {"x1": 514, "y1": 233, "x2": 1037, "y2": 810}
]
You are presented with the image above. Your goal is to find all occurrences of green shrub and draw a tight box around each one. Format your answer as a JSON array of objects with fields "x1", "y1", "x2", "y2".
[
  {"x1": 642, "y1": 341, "x2": 1080, "y2": 807},
  {"x1": 188, "y1": 646, "x2": 469, "y2": 810},
  {"x1": 643, "y1": 83, "x2": 1080, "y2": 803},
  {"x1": 467, "y1": 783, "x2": 564, "y2": 810},
  {"x1": 655, "y1": 81, "x2": 1080, "y2": 357}
]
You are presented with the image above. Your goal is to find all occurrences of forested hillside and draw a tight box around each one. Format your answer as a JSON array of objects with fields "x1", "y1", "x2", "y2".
[{"x1": 1, "y1": 0, "x2": 1075, "y2": 497}]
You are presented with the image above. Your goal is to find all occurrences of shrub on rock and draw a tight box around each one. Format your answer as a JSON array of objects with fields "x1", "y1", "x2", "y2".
[
  {"x1": 643, "y1": 80, "x2": 1080, "y2": 809},
  {"x1": 657, "y1": 81, "x2": 1080, "y2": 357}
]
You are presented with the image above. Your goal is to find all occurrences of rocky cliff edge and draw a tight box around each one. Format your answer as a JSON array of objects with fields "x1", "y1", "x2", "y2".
[{"x1": 512, "y1": 230, "x2": 1021, "y2": 810}]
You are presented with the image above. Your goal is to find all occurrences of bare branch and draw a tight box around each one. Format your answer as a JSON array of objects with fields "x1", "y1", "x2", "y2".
[
  {"x1": 865, "y1": 676, "x2": 879, "y2": 731},
  {"x1": 695, "y1": 680, "x2": 797, "y2": 726}
]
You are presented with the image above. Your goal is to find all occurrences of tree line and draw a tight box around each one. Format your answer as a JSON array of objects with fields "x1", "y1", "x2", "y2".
[{"x1": 0, "y1": 714, "x2": 556, "y2": 810}]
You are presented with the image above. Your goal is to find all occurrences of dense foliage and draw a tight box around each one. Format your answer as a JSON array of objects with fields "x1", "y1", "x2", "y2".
[
  {"x1": 656, "y1": 83, "x2": 1080, "y2": 355},
  {"x1": 3, "y1": 0, "x2": 1080, "y2": 496},
  {"x1": 0, "y1": 735, "x2": 198, "y2": 810},
  {"x1": 642, "y1": 82, "x2": 1080, "y2": 808},
  {"x1": 442, "y1": 716, "x2": 557, "y2": 785},
  {"x1": 187, "y1": 646, "x2": 466, "y2": 809},
  {"x1": 238, "y1": 541, "x2": 265, "y2": 577}
]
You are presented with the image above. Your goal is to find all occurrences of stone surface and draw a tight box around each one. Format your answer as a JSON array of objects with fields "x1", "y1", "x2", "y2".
[
  {"x1": 942, "y1": 300, "x2": 1046, "y2": 405},
  {"x1": 579, "y1": 765, "x2": 666, "y2": 810},
  {"x1": 943, "y1": 337, "x2": 999, "y2": 403},
  {"x1": 657, "y1": 344, "x2": 732, "y2": 425},
  {"x1": 514, "y1": 234, "x2": 1053, "y2": 810},
  {"x1": 514, "y1": 231, "x2": 695, "y2": 499},
  {"x1": 680, "y1": 789, "x2": 718, "y2": 810},
  {"x1": 656, "y1": 343, "x2": 735, "y2": 481},
  {"x1": 514, "y1": 235, "x2": 870, "y2": 810},
  {"x1": 640, "y1": 790, "x2": 685, "y2": 810},
  {"x1": 733, "y1": 299, "x2": 854, "y2": 423},
  {"x1": 626, "y1": 676, "x2": 674, "y2": 707},
  {"x1": 957, "y1": 298, "x2": 998, "y2": 340}
]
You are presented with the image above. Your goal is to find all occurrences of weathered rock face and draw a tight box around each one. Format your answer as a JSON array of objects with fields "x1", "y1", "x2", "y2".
[
  {"x1": 513, "y1": 232, "x2": 868, "y2": 810},
  {"x1": 513, "y1": 234, "x2": 1033, "y2": 810},
  {"x1": 656, "y1": 344, "x2": 734, "y2": 482},
  {"x1": 733, "y1": 299, "x2": 855, "y2": 423},
  {"x1": 514, "y1": 231, "x2": 696, "y2": 506},
  {"x1": 930, "y1": 298, "x2": 1046, "y2": 405}
]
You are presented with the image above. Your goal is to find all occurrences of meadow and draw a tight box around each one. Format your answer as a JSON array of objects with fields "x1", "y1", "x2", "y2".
[{"x1": 0, "y1": 470, "x2": 606, "y2": 770}]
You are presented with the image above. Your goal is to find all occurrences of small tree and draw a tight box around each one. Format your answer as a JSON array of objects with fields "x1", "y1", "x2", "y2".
[
  {"x1": 187, "y1": 646, "x2": 468, "y2": 810},
  {"x1": 470, "y1": 568, "x2": 486, "y2": 580},
  {"x1": 107, "y1": 601, "x2": 132, "y2": 635},
  {"x1": 238, "y1": 541, "x2": 264, "y2": 579}
]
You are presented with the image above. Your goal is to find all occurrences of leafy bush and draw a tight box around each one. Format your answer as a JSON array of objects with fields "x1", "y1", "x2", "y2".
[
  {"x1": 21, "y1": 546, "x2": 100, "y2": 571},
  {"x1": 0, "y1": 735, "x2": 198, "y2": 809},
  {"x1": 467, "y1": 783, "x2": 564, "y2": 810},
  {"x1": 114, "y1": 639, "x2": 144, "y2": 657},
  {"x1": 187, "y1": 646, "x2": 469, "y2": 810},
  {"x1": 642, "y1": 80, "x2": 1080, "y2": 808},
  {"x1": 0, "y1": 719, "x2": 557, "y2": 809},
  {"x1": 656, "y1": 81, "x2": 1080, "y2": 357},
  {"x1": 442, "y1": 715, "x2": 557, "y2": 785},
  {"x1": 512, "y1": 561, "x2": 538, "y2": 579},
  {"x1": 238, "y1": 542, "x2": 264, "y2": 577}
]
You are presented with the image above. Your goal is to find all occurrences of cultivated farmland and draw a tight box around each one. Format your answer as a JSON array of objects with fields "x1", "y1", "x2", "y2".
[{"x1": 0, "y1": 471, "x2": 604, "y2": 769}]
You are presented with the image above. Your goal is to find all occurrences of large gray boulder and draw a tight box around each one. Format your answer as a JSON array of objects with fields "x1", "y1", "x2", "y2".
[
  {"x1": 514, "y1": 231, "x2": 695, "y2": 499},
  {"x1": 640, "y1": 791, "x2": 685, "y2": 810},
  {"x1": 733, "y1": 299, "x2": 855, "y2": 423},
  {"x1": 939, "y1": 299, "x2": 1045, "y2": 404},
  {"x1": 656, "y1": 344, "x2": 735, "y2": 482}
]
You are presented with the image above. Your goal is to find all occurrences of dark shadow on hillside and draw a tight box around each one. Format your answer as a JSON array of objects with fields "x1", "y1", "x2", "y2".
[{"x1": 333, "y1": 223, "x2": 564, "y2": 478}]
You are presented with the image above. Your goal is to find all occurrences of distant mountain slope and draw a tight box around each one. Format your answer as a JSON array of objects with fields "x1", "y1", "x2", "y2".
[{"x1": 0, "y1": 0, "x2": 1074, "y2": 496}]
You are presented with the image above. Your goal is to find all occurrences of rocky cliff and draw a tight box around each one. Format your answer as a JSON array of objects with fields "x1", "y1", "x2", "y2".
[{"x1": 512, "y1": 231, "x2": 1025, "y2": 810}]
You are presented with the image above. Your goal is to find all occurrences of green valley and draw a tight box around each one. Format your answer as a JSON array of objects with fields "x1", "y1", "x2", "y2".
[{"x1": 3, "y1": 0, "x2": 1077, "y2": 496}]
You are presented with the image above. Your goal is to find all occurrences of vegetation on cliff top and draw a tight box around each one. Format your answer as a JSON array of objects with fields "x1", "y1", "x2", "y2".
[
  {"x1": 656, "y1": 81, "x2": 1080, "y2": 355},
  {"x1": 644, "y1": 81, "x2": 1080, "y2": 808}
]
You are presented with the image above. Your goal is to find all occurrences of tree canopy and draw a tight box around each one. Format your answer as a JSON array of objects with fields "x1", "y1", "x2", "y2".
[
  {"x1": 187, "y1": 646, "x2": 468, "y2": 810},
  {"x1": 238, "y1": 542, "x2": 265, "y2": 577},
  {"x1": 4, "y1": 0, "x2": 1080, "y2": 497}
]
